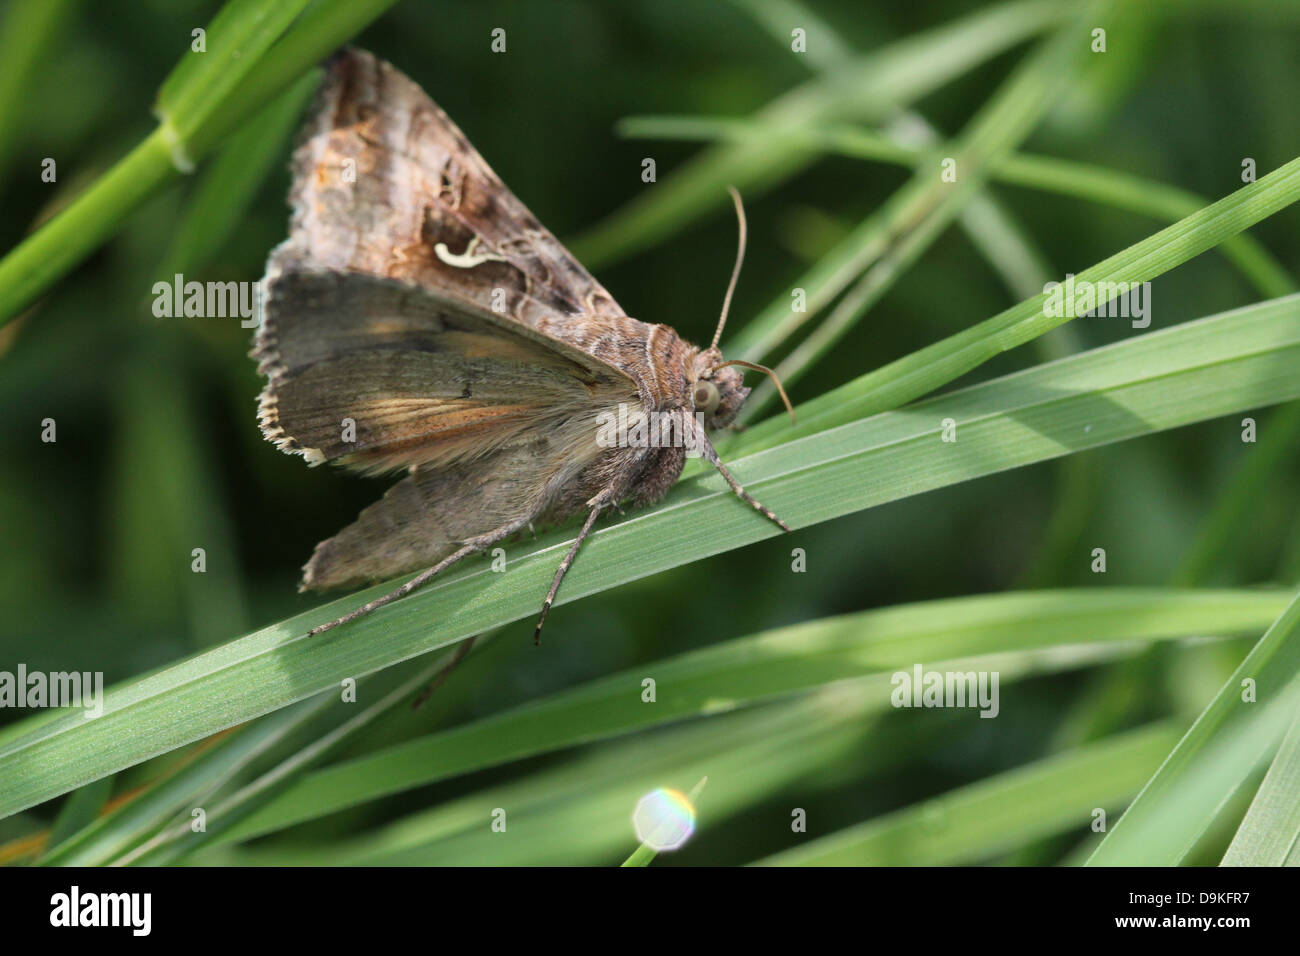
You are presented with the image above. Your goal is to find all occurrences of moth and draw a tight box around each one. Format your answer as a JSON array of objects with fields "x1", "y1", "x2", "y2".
[{"x1": 253, "y1": 49, "x2": 793, "y2": 641}]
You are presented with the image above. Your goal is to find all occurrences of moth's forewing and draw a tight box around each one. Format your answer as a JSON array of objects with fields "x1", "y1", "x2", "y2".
[{"x1": 284, "y1": 48, "x2": 626, "y2": 335}]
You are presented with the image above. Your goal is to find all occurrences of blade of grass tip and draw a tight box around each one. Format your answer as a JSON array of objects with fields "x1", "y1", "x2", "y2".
[
  {"x1": 716, "y1": 156, "x2": 1300, "y2": 464},
  {"x1": 738, "y1": 1, "x2": 1112, "y2": 417},
  {"x1": 621, "y1": 776, "x2": 709, "y2": 867},
  {"x1": 569, "y1": 0, "x2": 1070, "y2": 268},
  {"x1": 1221, "y1": 704, "x2": 1300, "y2": 865},
  {"x1": 1087, "y1": 588, "x2": 1300, "y2": 866},
  {"x1": 0, "y1": 0, "x2": 400, "y2": 328},
  {"x1": 620, "y1": 117, "x2": 1295, "y2": 302},
  {"x1": 0, "y1": 0, "x2": 76, "y2": 186},
  {"x1": 2, "y1": 294, "x2": 1298, "y2": 822}
]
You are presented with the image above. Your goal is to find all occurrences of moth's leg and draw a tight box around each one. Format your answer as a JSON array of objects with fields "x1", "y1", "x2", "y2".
[
  {"x1": 411, "y1": 634, "x2": 477, "y2": 711},
  {"x1": 533, "y1": 502, "x2": 605, "y2": 645},
  {"x1": 306, "y1": 518, "x2": 529, "y2": 638},
  {"x1": 700, "y1": 441, "x2": 790, "y2": 531}
]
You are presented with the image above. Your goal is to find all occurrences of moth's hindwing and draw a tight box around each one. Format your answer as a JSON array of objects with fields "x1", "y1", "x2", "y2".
[{"x1": 302, "y1": 450, "x2": 534, "y2": 591}]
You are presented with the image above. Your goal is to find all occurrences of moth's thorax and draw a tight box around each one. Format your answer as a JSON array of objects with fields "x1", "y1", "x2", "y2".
[{"x1": 688, "y1": 346, "x2": 749, "y2": 430}]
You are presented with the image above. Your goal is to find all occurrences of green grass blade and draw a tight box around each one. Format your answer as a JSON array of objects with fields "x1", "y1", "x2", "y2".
[
  {"x1": 757, "y1": 721, "x2": 1183, "y2": 865},
  {"x1": 114, "y1": 654, "x2": 450, "y2": 866},
  {"x1": 213, "y1": 690, "x2": 872, "y2": 865},
  {"x1": 161, "y1": 70, "x2": 318, "y2": 277},
  {"x1": 619, "y1": 116, "x2": 1296, "y2": 301},
  {"x1": 569, "y1": 0, "x2": 1069, "y2": 268},
  {"x1": 726, "y1": 3, "x2": 1106, "y2": 408},
  {"x1": 43, "y1": 775, "x2": 112, "y2": 854},
  {"x1": 720, "y1": 163, "x2": 1300, "y2": 461},
  {"x1": 212, "y1": 588, "x2": 1284, "y2": 844},
  {"x1": 0, "y1": 0, "x2": 398, "y2": 327},
  {"x1": 154, "y1": 0, "x2": 312, "y2": 169},
  {"x1": 620, "y1": 843, "x2": 659, "y2": 867},
  {"x1": 1087, "y1": 588, "x2": 1300, "y2": 866},
  {"x1": 36, "y1": 693, "x2": 335, "y2": 866},
  {"x1": 724, "y1": 0, "x2": 856, "y2": 72},
  {"x1": 0, "y1": 127, "x2": 177, "y2": 327},
  {"x1": 1221, "y1": 706, "x2": 1300, "y2": 866}
]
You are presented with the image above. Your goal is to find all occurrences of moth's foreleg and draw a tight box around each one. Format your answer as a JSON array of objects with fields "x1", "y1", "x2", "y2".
[
  {"x1": 305, "y1": 519, "x2": 529, "y2": 638},
  {"x1": 702, "y1": 445, "x2": 790, "y2": 532},
  {"x1": 534, "y1": 503, "x2": 604, "y2": 645}
]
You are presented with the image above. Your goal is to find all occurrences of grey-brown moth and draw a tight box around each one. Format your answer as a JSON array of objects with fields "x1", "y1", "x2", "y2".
[{"x1": 253, "y1": 49, "x2": 791, "y2": 641}]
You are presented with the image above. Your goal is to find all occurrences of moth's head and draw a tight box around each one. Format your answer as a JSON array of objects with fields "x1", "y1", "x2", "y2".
[{"x1": 690, "y1": 347, "x2": 749, "y2": 430}]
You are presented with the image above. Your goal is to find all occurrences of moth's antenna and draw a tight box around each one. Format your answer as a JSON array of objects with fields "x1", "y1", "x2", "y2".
[
  {"x1": 710, "y1": 186, "x2": 747, "y2": 351},
  {"x1": 713, "y1": 358, "x2": 796, "y2": 424}
]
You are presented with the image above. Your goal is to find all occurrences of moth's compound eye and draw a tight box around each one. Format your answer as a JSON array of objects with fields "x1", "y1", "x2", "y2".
[{"x1": 693, "y1": 381, "x2": 720, "y2": 416}]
